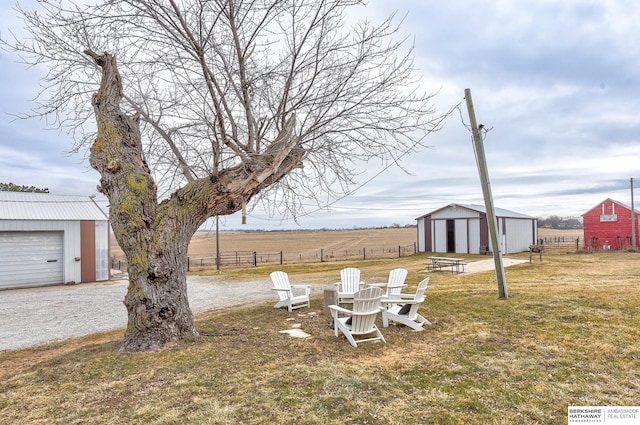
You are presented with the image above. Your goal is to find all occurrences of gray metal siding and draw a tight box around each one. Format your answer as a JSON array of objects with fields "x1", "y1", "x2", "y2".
[
  {"x1": 417, "y1": 219, "x2": 425, "y2": 252},
  {"x1": 433, "y1": 220, "x2": 447, "y2": 252},
  {"x1": 503, "y1": 218, "x2": 537, "y2": 254},
  {"x1": 455, "y1": 219, "x2": 468, "y2": 253},
  {"x1": 95, "y1": 221, "x2": 109, "y2": 281},
  {"x1": 468, "y1": 219, "x2": 481, "y2": 254}
]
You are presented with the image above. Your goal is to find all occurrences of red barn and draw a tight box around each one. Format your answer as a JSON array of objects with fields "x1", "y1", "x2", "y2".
[{"x1": 582, "y1": 198, "x2": 640, "y2": 250}]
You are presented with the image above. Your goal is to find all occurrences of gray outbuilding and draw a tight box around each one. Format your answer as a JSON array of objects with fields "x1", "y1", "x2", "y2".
[
  {"x1": 416, "y1": 203, "x2": 538, "y2": 255},
  {"x1": 0, "y1": 192, "x2": 110, "y2": 289}
]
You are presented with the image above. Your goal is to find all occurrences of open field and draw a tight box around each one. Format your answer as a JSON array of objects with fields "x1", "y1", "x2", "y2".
[
  {"x1": 537, "y1": 228, "x2": 582, "y2": 239},
  {"x1": 110, "y1": 226, "x2": 582, "y2": 262},
  {"x1": 110, "y1": 227, "x2": 419, "y2": 264},
  {"x1": 190, "y1": 227, "x2": 418, "y2": 256},
  {"x1": 1, "y1": 248, "x2": 638, "y2": 424}
]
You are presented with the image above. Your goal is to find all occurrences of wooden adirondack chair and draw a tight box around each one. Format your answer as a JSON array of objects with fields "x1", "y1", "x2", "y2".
[
  {"x1": 334, "y1": 267, "x2": 365, "y2": 303},
  {"x1": 270, "y1": 271, "x2": 311, "y2": 312},
  {"x1": 381, "y1": 277, "x2": 431, "y2": 331},
  {"x1": 328, "y1": 286, "x2": 386, "y2": 347}
]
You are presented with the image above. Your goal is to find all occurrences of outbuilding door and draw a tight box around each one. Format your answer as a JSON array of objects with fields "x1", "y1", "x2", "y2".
[
  {"x1": 80, "y1": 221, "x2": 96, "y2": 283},
  {"x1": 446, "y1": 219, "x2": 456, "y2": 253},
  {"x1": 0, "y1": 231, "x2": 64, "y2": 289}
]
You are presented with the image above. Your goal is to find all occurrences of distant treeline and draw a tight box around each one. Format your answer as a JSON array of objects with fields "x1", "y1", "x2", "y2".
[
  {"x1": 202, "y1": 218, "x2": 585, "y2": 233},
  {"x1": 205, "y1": 224, "x2": 417, "y2": 233},
  {"x1": 537, "y1": 216, "x2": 582, "y2": 229},
  {"x1": 0, "y1": 182, "x2": 49, "y2": 193}
]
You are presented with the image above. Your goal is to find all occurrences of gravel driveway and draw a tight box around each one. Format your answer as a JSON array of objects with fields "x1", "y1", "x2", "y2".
[
  {"x1": 0, "y1": 275, "x2": 325, "y2": 351},
  {"x1": 0, "y1": 258, "x2": 525, "y2": 351}
]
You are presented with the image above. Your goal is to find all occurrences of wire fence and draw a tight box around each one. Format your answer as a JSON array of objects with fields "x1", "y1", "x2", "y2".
[
  {"x1": 110, "y1": 237, "x2": 589, "y2": 273},
  {"x1": 111, "y1": 243, "x2": 418, "y2": 272},
  {"x1": 537, "y1": 236, "x2": 583, "y2": 251}
]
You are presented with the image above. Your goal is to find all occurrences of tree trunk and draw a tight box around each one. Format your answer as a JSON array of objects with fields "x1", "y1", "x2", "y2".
[
  {"x1": 120, "y1": 245, "x2": 196, "y2": 351},
  {"x1": 85, "y1": 50, "x2": 304, "y2": 351},
  {"x1": 83, "y1": 51, "x2": 196, "y2": 351}
]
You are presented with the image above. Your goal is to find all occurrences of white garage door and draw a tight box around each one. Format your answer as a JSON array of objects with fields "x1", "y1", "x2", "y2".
[{"x1": 0, "y1": 231, "x2": 64, "y2": 289}]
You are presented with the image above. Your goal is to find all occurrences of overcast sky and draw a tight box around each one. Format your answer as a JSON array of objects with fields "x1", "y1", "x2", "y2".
[{"x1": 2, "y1": 1, "x2": 640, "y2": 231}]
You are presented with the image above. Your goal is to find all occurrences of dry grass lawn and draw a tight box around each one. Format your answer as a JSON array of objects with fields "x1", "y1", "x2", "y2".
[{"x1": 1, "y1": 247, "x2": 638, "y2": 424}]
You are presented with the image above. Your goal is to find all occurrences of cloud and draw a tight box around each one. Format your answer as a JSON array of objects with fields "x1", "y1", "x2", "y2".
[{"x1": 2, "y1": 1, "x2": 640, "y2": 230}]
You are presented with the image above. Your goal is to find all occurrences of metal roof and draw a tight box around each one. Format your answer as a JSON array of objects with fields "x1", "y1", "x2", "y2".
[
  {"x1": 416, "y1": 203, "x2": 535, "y2": 220},
  {"x1": 0, "y1": 192, "x2": 108, "y2": 221}
]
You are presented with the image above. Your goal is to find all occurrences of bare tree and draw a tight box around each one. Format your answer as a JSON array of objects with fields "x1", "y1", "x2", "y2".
[{"x1": 3, "y1": 0, "x2": 446, "y2": 351}]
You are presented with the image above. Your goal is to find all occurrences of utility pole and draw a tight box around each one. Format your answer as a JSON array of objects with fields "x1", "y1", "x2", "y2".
[
  {"x1": 465, "y1": 88, "x2": 508, "y2": 299},
  {"x1": 631, "y1": 178, "x2": 636, "y2": 250},
  {"x1": 215, "y1": 216, "x2": 220, "y2": 270}
]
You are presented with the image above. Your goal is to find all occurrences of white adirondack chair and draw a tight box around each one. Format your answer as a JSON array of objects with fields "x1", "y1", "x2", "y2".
[
  {"x1": 385, "y1": 268, "x2": 408, "y2": 296},
  {"x1": 270, "y1": 271, "x2": 311, "y2": 312},
  {"x1": 381, "y1": 277, "x2": 431, "y2": 331},
  {"x1": 328, "y1": 286, "x2": 386, "y2": 347},
  {"x1": 334, "y1": 267, "x2": 365, "y2": 303},
  {"x1": 382, "y1": 268, "x2": 408, "y2": 310}
]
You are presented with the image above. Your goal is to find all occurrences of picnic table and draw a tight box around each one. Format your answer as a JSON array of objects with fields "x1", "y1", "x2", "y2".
[{"x1": 427, "y1": 256, "x2": 467, "y2": 274}]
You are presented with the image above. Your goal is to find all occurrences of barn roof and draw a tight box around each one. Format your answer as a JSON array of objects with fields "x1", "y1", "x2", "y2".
[
  {"x1": 0, "y1": 192, "x2": 108, "y2": 221},
  {"x1": 581, "y1": 198, "x2": 640, "y2": 216},
  {"x1": 416, "y1": 203, "x2": 535, "y2": 220}
]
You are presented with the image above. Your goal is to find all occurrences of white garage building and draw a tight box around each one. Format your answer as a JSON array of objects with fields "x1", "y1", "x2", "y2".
[
  {"x1": 0, "y1": 192, "x2": 110, "y2": 289},
  {"x1": 416, "y1": 203, "x2": 537, "y2": 255}
]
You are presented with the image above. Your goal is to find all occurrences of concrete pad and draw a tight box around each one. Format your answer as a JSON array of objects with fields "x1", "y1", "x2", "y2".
[
  {"x1": 462, "y1": 258, "x2": 528, "y2": 274},
  {"x1": 279, "y1": 328, "x2": 312, "y2": 338}
]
